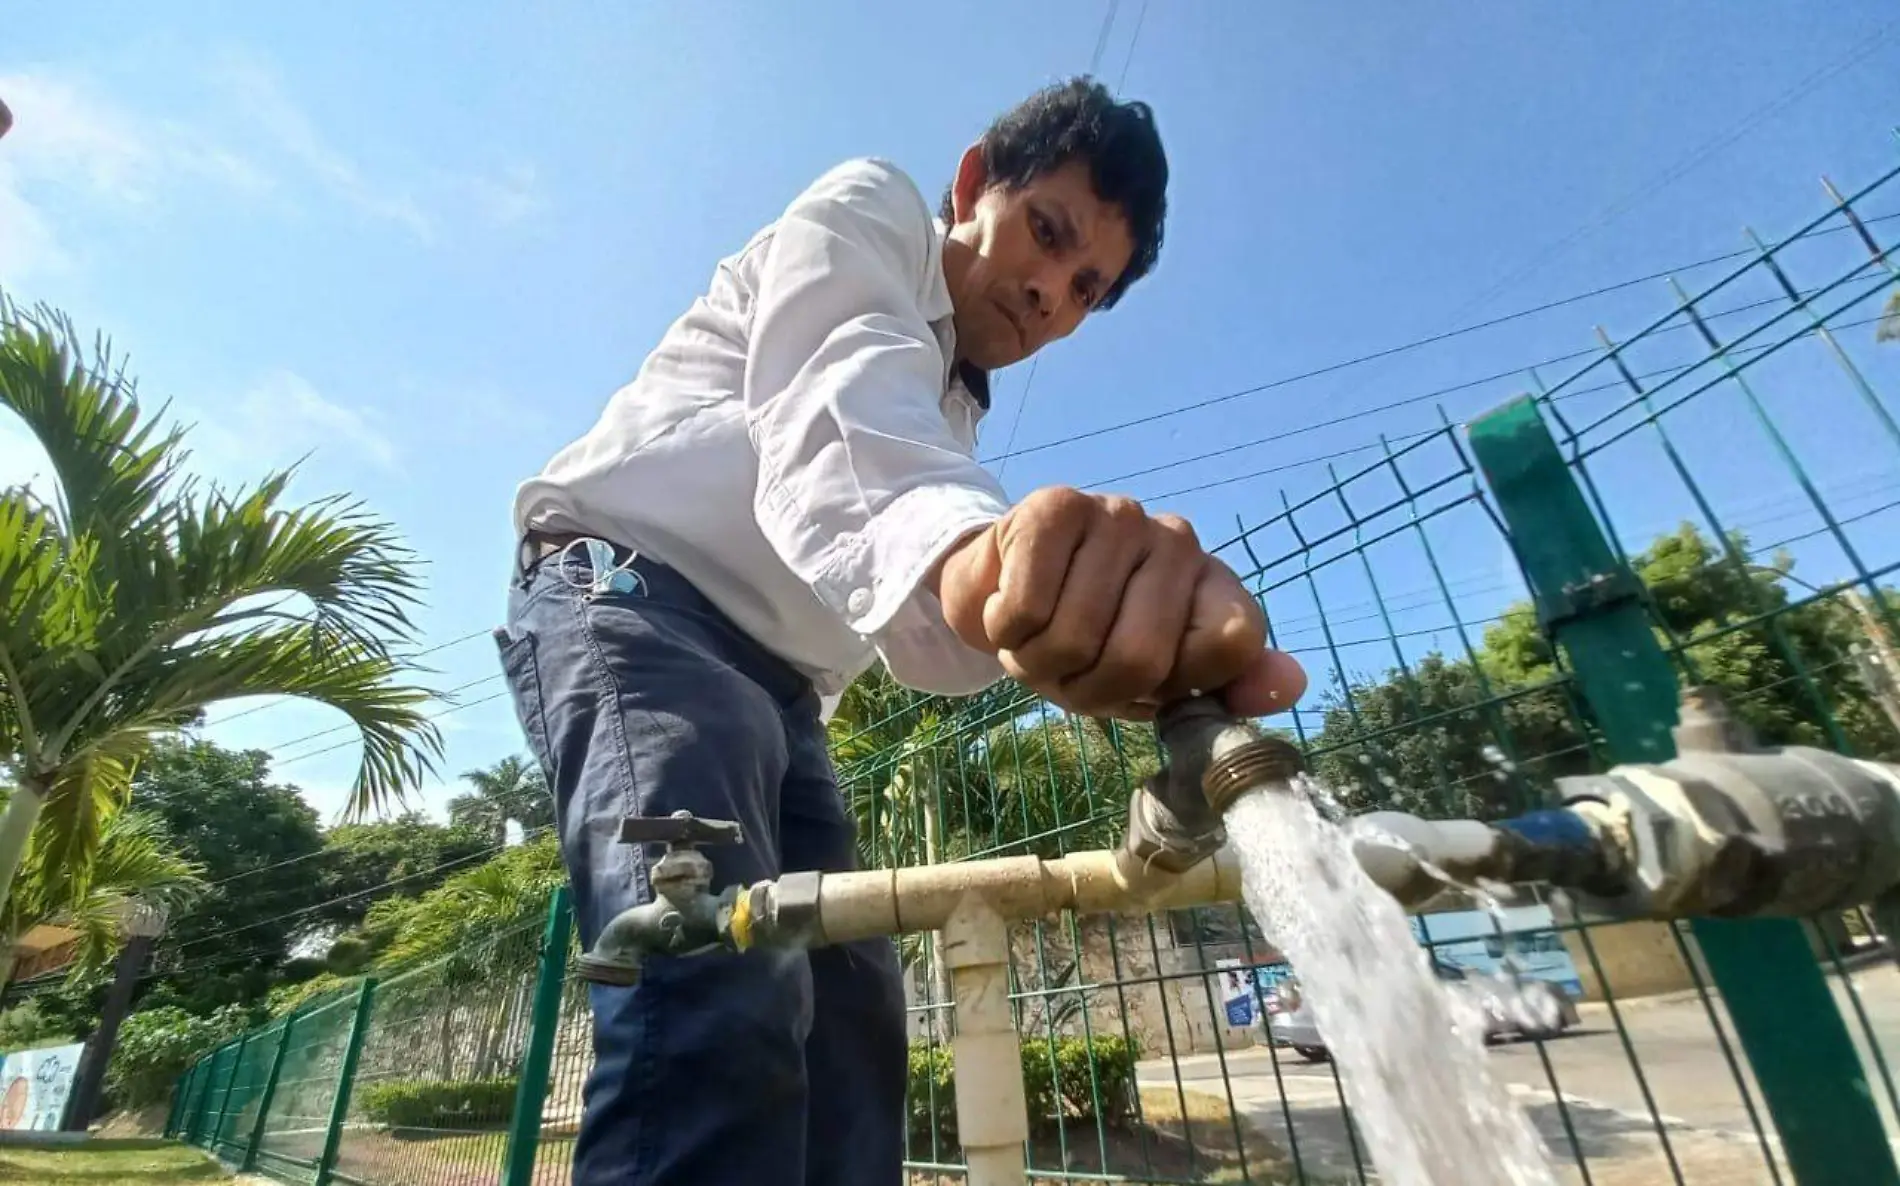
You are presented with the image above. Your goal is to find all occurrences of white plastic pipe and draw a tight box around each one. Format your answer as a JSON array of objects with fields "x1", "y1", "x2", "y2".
[
  {"x1": 813, "y1": 846, "x2": 1247, "y2": 946},
  {"x1": 943, "y1": 893, "x2": 1028, "y2": 1186}
]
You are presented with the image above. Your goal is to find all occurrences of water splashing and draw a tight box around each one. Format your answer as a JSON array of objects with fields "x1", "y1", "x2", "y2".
[{"x1": 1226, "y1": 780, "x2": 1557, "y2": 1186}]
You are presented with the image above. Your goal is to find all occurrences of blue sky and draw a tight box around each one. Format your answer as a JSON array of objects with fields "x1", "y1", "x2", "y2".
[{"x1": 3, "y1": 3, "x2": 1898, "y2": 820}]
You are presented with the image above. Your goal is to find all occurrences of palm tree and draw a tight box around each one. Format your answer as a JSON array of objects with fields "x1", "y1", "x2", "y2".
[
  {"x1": 1881, "y1": 290, "x2": 1900, "y2": 344},
  {"x1": 976, "y1": 710, "x2": 1161, "y2": 860},
  {"x1": 373, "y1": 833, "x2": 565, "y2": 1077},
  {"x1": 0, "y1": 798, "x2": 201, "y2": 986},
  {"x1": 447, "y1": 755, "x2": 552, "y2": 847},
  {"x1": 0, "y1": 298, "x2": 440, "y2": 921}
]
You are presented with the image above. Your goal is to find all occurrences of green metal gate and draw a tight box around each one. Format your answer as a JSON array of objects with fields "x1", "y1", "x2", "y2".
[{"x1": 167, "y1": 156, "x2": 1900, "y2": 1185}]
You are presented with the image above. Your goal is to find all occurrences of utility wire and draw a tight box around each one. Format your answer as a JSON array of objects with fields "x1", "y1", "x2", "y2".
[
  {"x1": 210, "y1": 628, "x2": 492, "y2": 725},
  {"x1": 274, "y1": 690, "x2": 512, "y2": 769},
  {"x1": 981, "y1": 209, "x2": 1900, "y2": 467},
  {"x1": 994, "y1": 0, "x2": 1137, "y2": 485},
  {"x1": 158, "y1": 826, "x2": 549, "y2": 956},
  {"x1": 1439, "y1": 22, "x2": 1900, "y2": 327},
  {"x1": 254, "y1": 672, "x2": 504, "y2": 759},
  {"x1": 1140, "y1": 305, "x2": 1895, "y2": 505},
  {"x1": 203, "y1": 302, "x2": 1900, "y2": 761},
  {"x1": 1086, "y1": 285, "x2": 1815, "y2": 494},
  {"x1": 1114, "y1": 0, "x2": 1150, "y2": 93}
]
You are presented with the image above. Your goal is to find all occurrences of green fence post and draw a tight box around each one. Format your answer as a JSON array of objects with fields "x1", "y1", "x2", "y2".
[
  {"x1": 180, "y1": 1055, "x2": 204, "y2": 1144},
  {"x1": 314, "y1": 979, "x2": 377, "y2": 1186},
  {"x1": 190, "y1": 1047, "x2": 225, "y2": 1145},
  {"x1": 163, "y1": 1063, "x2": 191, "y2": 1139},
  {"x1": 189, "y1": 1050, "x2": 218, "y2": 1144},
  {"x1": 243, "y1": 1012, "x2": 299, "y2": 1172},
  {"x1": 1468, "y1": 394, "x2": 1900, "y2": 1186},
  {"x1": 207, "y1": 1032, "x2": 251, "y2": 1152},
  {"x1": 501, "y1": 885, "x2": 574, "y2": 1186}
]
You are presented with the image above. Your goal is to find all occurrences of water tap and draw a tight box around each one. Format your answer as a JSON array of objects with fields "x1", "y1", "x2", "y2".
[
  {"x1": 1347, "y1": 687, "x2": 1900, "y2": 922},
  {"x1": 576, "y1": 810, "x2": 746, "y2": 986},
  {"x1": 1548, "y1": 687, "x2": 1900, "y2": 920},
  {"x1": 1115, "y1": 696, "x2": 1306, "y2": 882}
]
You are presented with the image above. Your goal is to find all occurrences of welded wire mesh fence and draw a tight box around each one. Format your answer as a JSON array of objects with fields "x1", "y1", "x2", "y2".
[{"x1": 165, "y1": 156, "x2": 1900, "y2": 1186}]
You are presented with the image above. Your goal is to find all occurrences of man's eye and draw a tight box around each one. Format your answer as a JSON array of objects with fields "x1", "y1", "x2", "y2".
[
  {"x1": 1031, "y1": 212, "x2": 1054, "y2": 248},
  {"x1": 1073, "y1": 280, "x2": 1096, "y2": 310}
]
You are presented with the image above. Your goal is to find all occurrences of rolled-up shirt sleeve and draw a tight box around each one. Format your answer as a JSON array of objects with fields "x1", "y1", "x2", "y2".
[{"x1": 743, "y1": 159, "x2": 1009, "y2": 696}]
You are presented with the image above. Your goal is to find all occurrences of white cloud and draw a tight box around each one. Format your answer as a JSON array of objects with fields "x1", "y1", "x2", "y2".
[
  {"x1": 0, "y1": 410, "x2": 57, "y2": 501},
  {"x1": 0, "y1": 69, "x2": 272, "y2": 281},
  {"x1": 188, "y1": 370, "x2": 399, "y2": 478},
  {"x1": 0, "y1": 56, "x2": 547, "y2": 282},
  {"x1": 210, "y1": 52, "x2": 434, "y2": 240},
  {"x1": 0, "y1": 172, "x2": 70, "y2": 281},
  {"x1": 457, "y1": 162, "x2": 547, "y2": 228},
  {"x1": 0, "y1": 70, "x2": 273, "y2": 206}
]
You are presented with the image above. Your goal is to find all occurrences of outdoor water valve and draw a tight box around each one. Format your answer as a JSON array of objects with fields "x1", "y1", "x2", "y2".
[
  {"x1": 575, "y1": 809, "x2": 747, "y2": 987},
  {"x1": 1115, "y1": 697, "x2": 1307, "y2": 889}
]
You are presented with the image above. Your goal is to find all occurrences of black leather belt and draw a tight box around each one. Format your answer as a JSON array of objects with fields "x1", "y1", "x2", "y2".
[{"x1": 519, "y1": 529, "x2": 634, "y2": 573}]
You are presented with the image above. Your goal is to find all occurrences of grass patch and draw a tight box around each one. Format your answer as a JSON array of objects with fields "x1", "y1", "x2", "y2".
[{"x1": 0, "y1": 1139, "x2": 229, "y2": 1184}]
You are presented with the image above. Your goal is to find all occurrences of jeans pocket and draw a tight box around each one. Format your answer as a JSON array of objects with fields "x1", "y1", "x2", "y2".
[{"x1": 494, "y1": 624, "x2": 554, "y2": 781}]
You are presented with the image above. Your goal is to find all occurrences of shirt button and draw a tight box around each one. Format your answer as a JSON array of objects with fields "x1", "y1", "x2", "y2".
[{"x1": 847, "y1": 588, "x2": 872, "y2": 616}]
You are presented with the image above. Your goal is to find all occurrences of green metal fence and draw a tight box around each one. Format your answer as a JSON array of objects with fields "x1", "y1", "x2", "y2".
[{"x1": 166, "y1": 157, "x2": 1900, "y2": 1185}]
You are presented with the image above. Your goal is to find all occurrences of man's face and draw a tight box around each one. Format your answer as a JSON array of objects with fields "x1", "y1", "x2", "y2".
[{"x1": 943, "y1": 153, "x2": 1135, "y2": 371}]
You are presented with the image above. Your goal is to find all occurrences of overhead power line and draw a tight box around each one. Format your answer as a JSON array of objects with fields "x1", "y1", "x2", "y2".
[
  {"x1": 981, "y1": 209, "x2": 1900, "y2": 467},
  {"x1": 1439, "y1": 21, "x2": 1900, "y2": 326},
  {"x1": 159, "y1": 826, "x2": 548, "y2": 956},
  {"x1": 1137, "y1": 304, "x2": 1894, "y2": 505},
  {"x1": 211, "y1": 627, "x2": 493, "y2": 726},
  {"x1": 997, "y1": 0, "x2": 1145, "y2": 486}
]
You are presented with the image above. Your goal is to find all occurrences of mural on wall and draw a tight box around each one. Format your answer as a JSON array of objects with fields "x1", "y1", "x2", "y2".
[{"x1": 0, "y1": 1042, "x2": 84, "y2": 1132}]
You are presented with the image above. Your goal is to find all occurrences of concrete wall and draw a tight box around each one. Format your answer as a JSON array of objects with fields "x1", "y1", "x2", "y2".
[{"x1": 1557, "y1": 916, "x2": 1698, "y2": 1001}]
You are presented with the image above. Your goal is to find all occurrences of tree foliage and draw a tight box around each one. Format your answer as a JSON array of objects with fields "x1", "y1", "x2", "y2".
[
  {"x1": 1308, "y1": 524, "x2": 1899, "y2": 816},
  {"x1": 129, "y1": 739, "x2": 320, "y2": 1011},
  {"x1": 309, "y1": 814, "x2": 494, "y2": 935},
  {"x1": 0, "y1": 297, "x2": 442, "y2": 972},
  {"x1": 446, "y1": 756, "x2": 553, "y2": 848},
  {"x1": 104, "y1": 1003, "x2": 252, "y2": 1110}
]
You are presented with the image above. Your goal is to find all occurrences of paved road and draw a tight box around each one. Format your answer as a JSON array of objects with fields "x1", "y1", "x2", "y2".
[{"x1": 1139, "y1": 964, "x2": 1900, "y2": 1184}]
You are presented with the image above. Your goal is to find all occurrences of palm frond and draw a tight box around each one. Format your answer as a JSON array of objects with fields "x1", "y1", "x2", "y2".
[
  {"x1": 57, "y1": 808, "x2": 202, "y2": 971},
  {"x1": 27, "y1": 731, "x2": 143, "y2": 907},
  {"x1": 0, "y1": 297, "x2": 184, "y2": 538},
  {"x1": 74, "y1": 628, "x2": 440, "y2": 817}
]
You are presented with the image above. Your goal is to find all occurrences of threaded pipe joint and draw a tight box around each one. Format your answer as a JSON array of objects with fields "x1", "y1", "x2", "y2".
[{"x1": 1203, "y1": 736, "x2": 1306, "y2": 814}]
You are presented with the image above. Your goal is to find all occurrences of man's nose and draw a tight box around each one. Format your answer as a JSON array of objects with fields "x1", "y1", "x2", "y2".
[{"x1": 1025, "y1": 267, "x2": 1066, "y2": 320}]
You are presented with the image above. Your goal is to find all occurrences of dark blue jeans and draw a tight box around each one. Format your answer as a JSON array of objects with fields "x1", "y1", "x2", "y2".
[{"x1": 495, "y1": 541, "x2": 907, "y2": 1185}]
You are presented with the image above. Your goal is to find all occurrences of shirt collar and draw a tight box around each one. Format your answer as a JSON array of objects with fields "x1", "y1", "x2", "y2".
[
  {"x1": 932, "y1": 216, "x2": 992, "y2": 411},
  {"x1": 956, "y1": 359, "x2": 991, "y2": 410}
]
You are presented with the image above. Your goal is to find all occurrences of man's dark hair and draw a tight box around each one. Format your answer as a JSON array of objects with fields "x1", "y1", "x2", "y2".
[{"x1": 942, "y1": 76, "x2": 1168, "y2": 310}]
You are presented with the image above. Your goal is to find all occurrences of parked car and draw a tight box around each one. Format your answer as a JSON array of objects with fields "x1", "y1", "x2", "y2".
[{"x1": 1267, "y1": 959, "x2": 1579, "y2": 1062}]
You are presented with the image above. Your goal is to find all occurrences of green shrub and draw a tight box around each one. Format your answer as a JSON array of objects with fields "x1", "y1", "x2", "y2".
[
  {"x1": 0, "y1": 1003, "x2": 78, "y2": 1053},
  {"x1": 906, "y1": 1033, "x2": 1139, "y2": 1140},
  {"x1": 107, "y1": 1004, "x2": 252, "y2": 1109},
  {"x1": 358, "y1": 1076, "x2": 519, "y2": 1132}
]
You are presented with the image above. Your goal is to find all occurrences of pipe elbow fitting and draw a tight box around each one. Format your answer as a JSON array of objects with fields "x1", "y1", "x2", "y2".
[{"x1": 1114, "y1": 697, "x2": 1306, "y2": 886}]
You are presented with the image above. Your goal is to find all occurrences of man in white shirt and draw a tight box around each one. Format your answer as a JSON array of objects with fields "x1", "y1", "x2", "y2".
[{"x1": 499, "y1": 78, "x2": 1305, "y2": 1186}]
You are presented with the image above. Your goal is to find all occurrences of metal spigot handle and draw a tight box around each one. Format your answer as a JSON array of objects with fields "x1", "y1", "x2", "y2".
[{"x1": 617, "y1": 809, "x2": 744, "y2": 849}]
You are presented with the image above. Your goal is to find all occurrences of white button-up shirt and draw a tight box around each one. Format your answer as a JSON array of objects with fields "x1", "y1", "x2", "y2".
[{"x1": 513, "y1": 158, "x2": 1012, "y2": 698}]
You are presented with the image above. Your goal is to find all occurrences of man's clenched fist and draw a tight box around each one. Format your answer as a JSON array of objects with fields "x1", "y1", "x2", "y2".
[{"x1": 933, "y1": 487, "x2": 1307, "y2": 719}]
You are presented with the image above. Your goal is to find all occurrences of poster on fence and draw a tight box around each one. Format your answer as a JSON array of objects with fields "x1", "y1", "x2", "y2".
[
  {"x1": 1216, "y1": 959, "x2": 1254, "y2": 1028},
  {"x1": 0, "y1": 1042, "x2": 83, "y2": 1131}
]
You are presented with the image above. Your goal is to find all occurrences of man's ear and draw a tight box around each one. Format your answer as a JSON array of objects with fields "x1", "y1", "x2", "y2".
[{"x1": 950, "y1": 143, "x2": 988, "y2": 226}]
